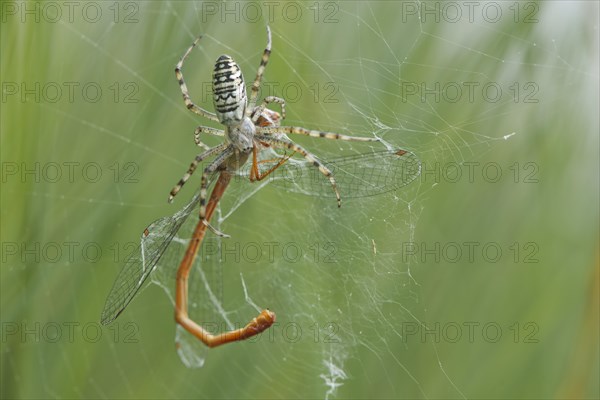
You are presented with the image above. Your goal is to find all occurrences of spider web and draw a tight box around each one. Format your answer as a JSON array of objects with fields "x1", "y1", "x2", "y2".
[
  {"x1": 123, "y1": 2, "x2": 540, "y2": 397},
  {"x1": 2, "y1": 1, "x2": 597, "y2": 399}
]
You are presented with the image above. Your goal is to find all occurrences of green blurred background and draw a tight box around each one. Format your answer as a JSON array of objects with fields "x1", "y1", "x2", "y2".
[{"x1": 1, "y1": 1, "x2": 598, "y2": 399}]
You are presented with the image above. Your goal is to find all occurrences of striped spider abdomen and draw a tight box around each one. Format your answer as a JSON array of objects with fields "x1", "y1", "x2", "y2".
[{"x1": 212, "y1": 55, "x2": 247, "y2": 125}]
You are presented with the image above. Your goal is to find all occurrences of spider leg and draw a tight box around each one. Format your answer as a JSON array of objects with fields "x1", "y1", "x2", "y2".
[
  {"x1": 194, "y1": 126, "x2": 225, "y2": 150},
  {"x1": 259, "y1": 125, "x2": 379, "y2": 142},
  {"x1": 202, "y1": 219, "x2": 230, "y2": 238},
  {"x1": 255, "y1": 135, "x2": 341, "y2": 207},
  {"x1": 246, "y1": 26, "x2": 272, "y2": 116},
  {"x1": 251, "y1": 96, "x2": 286, "y2": 124},
  {"x1": 168, "y1": 143, "x2": 228, "y2": 203},
  {"x1": 199, "y1": 146, "x2": 235, "y2": 220},
  {"x1": 175, "y1": 171, "x2": 275, "y2": 348},
  {"x1": 175, "y1": 37, "x2": 220, "y2": 122}
]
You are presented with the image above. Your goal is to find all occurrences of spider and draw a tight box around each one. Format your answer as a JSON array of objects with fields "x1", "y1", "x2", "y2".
[{"x1": 169, "y1": 26, "x2": 380, "y2": 348}]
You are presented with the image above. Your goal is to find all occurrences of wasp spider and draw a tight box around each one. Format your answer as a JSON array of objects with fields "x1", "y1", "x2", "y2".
[
  {"x1": 169, "y1": 26, "x2": 379, "y2": 221},
  {"x1": 166, "y1": 26, "x2": 381, "y2": 347}
]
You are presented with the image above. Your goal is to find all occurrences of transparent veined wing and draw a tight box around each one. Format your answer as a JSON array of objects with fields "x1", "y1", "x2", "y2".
[
  {"x1": 100, "y1": 148, "x2": 420, "y2": 324},
  {"x1": 235, "y1": 149, "x2": 421, "y2": 199},
  {"x1": 100, "y1": 189, "x2": 203, "y2": 325}
]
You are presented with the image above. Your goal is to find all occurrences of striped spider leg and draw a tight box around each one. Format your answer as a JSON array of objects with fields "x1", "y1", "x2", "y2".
[
  {"x1": 241, "y1": 29, "x2": 380, "y2": 202},
  {"x1": 254, "y1": 125, "x2": 380, "y2": 206}
]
